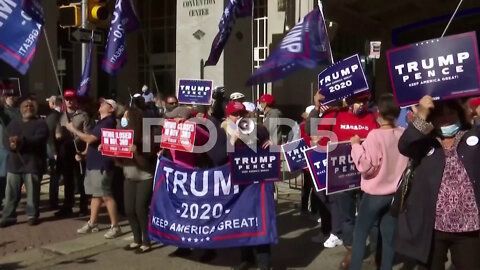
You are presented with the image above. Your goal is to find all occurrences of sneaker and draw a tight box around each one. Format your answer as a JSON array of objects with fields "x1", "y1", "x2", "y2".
[
  {"x1": 323, "y1": 234, "x2": 343, "y2": 248},
  {"x1": 104, "y1": 225, "x2": 122, "y2": 239},
  {"x1": 77, "y1": 221, "x2": 99, "y2": 234}
]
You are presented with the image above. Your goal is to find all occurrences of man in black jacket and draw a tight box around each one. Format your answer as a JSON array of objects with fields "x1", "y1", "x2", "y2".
[{"x1": 0, "y1": 97, "x2": 48, "y2": 227}]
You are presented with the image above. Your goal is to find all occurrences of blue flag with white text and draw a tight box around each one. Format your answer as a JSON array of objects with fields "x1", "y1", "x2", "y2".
[
  {"x1": 246, "y1": 8, "x2": 332, "y2": 86},
  {"x1": 77, "y1": 38, "x2": 93, "y2": 97},
  {"x1": 22, "y1": 0, "x2": 44, "y2": 24},
  {"x1": 205, "y1": 0, "x2": 253, "y2": 66},
  {"x1": 148, "y1": 157, "x2": 278, "y2": 249},
  {"x1": 102, "y1": 0, "x2": 139, "y2": 75},
  {"x1": 0, "y1": 0, "x2": 43, "y2": 75}
]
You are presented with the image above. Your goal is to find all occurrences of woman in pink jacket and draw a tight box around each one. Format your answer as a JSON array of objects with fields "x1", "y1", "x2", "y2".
[{"x1": 349, "y1": 94, "x2": 409, "y2": 270}]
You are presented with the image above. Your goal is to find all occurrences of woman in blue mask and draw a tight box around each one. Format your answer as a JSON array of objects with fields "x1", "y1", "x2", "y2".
[
  {"x1": 395, "y1": 95, "x2": 480, "y2": 269},
  {"x1": 115, "y1": 107, "x2": 158, "y2": 254}
]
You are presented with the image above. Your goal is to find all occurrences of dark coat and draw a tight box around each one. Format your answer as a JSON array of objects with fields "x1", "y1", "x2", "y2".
[{"x1": 395, "y1": 123, "x2": 480, "y2": 263}]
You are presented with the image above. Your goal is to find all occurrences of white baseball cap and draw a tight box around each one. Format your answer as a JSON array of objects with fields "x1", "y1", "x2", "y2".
[
  {"x1": 101, "y1": 98, "x2": 118, "y2": 112},
  {"x1": 141, "y1": 85, "x2": 148, "y2": 92},
  {"x1": 230, "y1": 92, "x2": 245, "y2": 100}
]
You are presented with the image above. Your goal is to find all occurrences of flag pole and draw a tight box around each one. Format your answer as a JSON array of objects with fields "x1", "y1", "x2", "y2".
[
  {"x1": 43, "y1": 28, "x2": 84, "y2": 174},
  {"x1": 43, "y1": 28, "x2": 63, "y2": 97},
  {"x1": 318, "y1": 0, "x2": 334, "y2": 63},
  {"x1": 441, "y1": 0, "x2": 464, "y2": 38}
]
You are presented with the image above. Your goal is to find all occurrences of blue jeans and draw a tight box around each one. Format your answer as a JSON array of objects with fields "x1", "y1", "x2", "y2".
[
  {"x1": 2, "y1": 173, "x2": 42, "y2": 221},
  {"x1": 349, "y1": 194, "x2": 397, "y2": 270}
]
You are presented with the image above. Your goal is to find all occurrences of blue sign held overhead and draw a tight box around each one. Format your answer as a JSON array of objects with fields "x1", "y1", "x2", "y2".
[
  {"x1": 318, "y1": 54, "x2": 370, "y2": 105},
  {"x1": 177, "y1": 79, "x2": 213, "y2": 105},
  {"x1": 387, "y1": 32, "x2": 480, "y2": 107},
  {"x1": 230, "y1": 147, "x2": 281, "y2": 185},
  {"x1": 149, "y1": 158, "x2": 278, "y2": 249},
  {"x1": 304, "y1": 146, "x2": 327, "y2": 192}
]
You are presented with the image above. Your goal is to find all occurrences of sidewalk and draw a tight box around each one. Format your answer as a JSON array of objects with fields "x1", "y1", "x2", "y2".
[{"x1": 0, "y1": 180, "x2": 405, "y2": 270}]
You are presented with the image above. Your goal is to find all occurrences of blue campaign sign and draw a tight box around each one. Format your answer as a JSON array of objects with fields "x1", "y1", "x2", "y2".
[
  {"x1": 318, "y1": 54, "x2": 369, "y2": 105},
  {"x1": 177, "y1": 79, "x2": 213, "y2": 105},
  {"x1": 229, "y1": 147, "x2": 281, "y2": 185},
  {"x1": 304, "y1": 146, "x2": 327, "y2": 192},
  {"x1": 0, "y1": 0, "x2": 43, "y2": 75},
  {"x1": 149, "y1": 158, "x2": 278, "y2": 249},
  {"x1": 387, "y1": 32, "x2": 480, "y2": 107},
  {"x1": 281, "y1": 139, "x2": 309, "y2": 172},
  {"x1": 326, "y1": 141, "x2": 361, "y2": 195}
]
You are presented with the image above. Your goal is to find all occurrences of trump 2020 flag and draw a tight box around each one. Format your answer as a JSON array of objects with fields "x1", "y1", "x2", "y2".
[
  {"x1": 22, "y1": 0, "x2": 44, "y2": 24},
  {"x1": 77, "y1": 38, "x2": 93, "y2": 97},
  {"x1": 246, "y1": 7, "x2": 332, "y2": 86},
  {"x1": 102, "y1": 0, "x2": 139, "y2": 75},
  {"x1": 205, "y1": 0, "x2": 253, "y2": 66},
  {"x1": 0, "y1": 0, "x2": 43, "y2": 75}
]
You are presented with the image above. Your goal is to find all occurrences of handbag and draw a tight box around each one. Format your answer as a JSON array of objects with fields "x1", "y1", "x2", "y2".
[{"x1": 390, "y1": 159, "x2": 416, "y2": 217}]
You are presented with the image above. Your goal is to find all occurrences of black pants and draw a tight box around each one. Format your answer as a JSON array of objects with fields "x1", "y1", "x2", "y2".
[
  {"x1": 240, "y1": 245, "x2": 271, "y2": 269},
  {"x1": 312, "y1": 189, "x2": 333, "y2": 235},
  {"x1": 59, "y1": 160, "x2": 87, "y2": 212},
  {"x1": 124, "y1": 179, "x2": 153, "y2": 246},
  {"x1": 419, "y1": 230, "x2": 480, "y2": 270}
]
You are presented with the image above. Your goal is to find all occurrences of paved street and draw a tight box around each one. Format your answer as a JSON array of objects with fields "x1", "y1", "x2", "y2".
[{"x1": 0, "y1": 179, "x2": 409, "y2": 270}]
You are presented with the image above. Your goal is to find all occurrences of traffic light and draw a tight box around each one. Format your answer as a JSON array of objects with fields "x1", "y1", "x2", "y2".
[
  {"x1": 58, "y1": 4, "x2": 81, "y2": 28},
  {"x1": 88, "y1": 0, "x2": 110, "y2": 23}
]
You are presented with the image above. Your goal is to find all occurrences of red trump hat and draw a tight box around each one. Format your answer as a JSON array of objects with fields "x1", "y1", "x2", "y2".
[{"x1": 225, "y1": 101, "x2": 246, "y2": 116}]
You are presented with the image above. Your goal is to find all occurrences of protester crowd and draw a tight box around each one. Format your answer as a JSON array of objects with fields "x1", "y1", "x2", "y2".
[{"x1": 0, "y1": 84, "x2": 479, "y2": 270}]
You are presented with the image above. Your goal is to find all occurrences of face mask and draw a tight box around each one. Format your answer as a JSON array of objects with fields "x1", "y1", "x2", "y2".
[
  {"x1": 440, "y1": 122, "x2": 461, "y2": 137},
  {"x1": 120, "y1": 117, "x2": 128, "y2": 128}
]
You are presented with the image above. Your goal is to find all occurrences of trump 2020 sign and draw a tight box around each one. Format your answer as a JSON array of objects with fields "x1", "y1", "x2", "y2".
[
  {"x1": 149, "y1": 158, "x2": 278, "y2": 249},
  {"x1": 387, "y1": 32, "x2": 480, "y2": 107}
]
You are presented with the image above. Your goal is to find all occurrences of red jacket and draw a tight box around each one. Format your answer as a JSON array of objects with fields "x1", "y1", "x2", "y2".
[{"x1": 315, "y1": 109, "x2": 379, "y2": 148}]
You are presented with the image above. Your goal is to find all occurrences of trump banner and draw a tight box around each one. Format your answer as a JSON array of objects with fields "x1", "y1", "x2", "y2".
[
  {"x1": 318, "y1": 54, "x2": 369, "y2": 105},
  {"x1": 304, "y1": 146, "x2": 327, "y2": 192},
  {"x1": 246, "y1": 7, "x2": 332, "y2": 86},
  {"x1": 160, "y1": 119, "x2": 197, "y2": 153},
  {"x1": 281, "y1": 139, "x2": 309, "y2": 172},
  {"x1": 149, "y1": 157, "x2": 278, "y2": 249},
  {"x1": 101, "y1": 128, "x2": 134, "y2": 158},
  {"x1": 77, "y1": 38, "x2": 93, "y2": 97},
  {"x1": 326, "y1": 141, "x2": 361, "y2": 195},
  {"x1": 22, "y1": 0, "x2": 44, "y2": 24},
  {"x1": 230, "y1": 147, "x2": 281, "y2": 185},
  {"x1": 205, "y1": 0, "x2": 253, "y2": 66},
  {"x1": 0, "y1": 0, "x2": 43, "y2": 75},
  {"x1": 177, "y1": 79, "x2": 213, "y2": 105},
  {"x1": 387, "y1": 32, "x2": 480, "y2": 107},
  {"x1": 102, "y1": 0, "x2": 139, "y2": 75}
]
